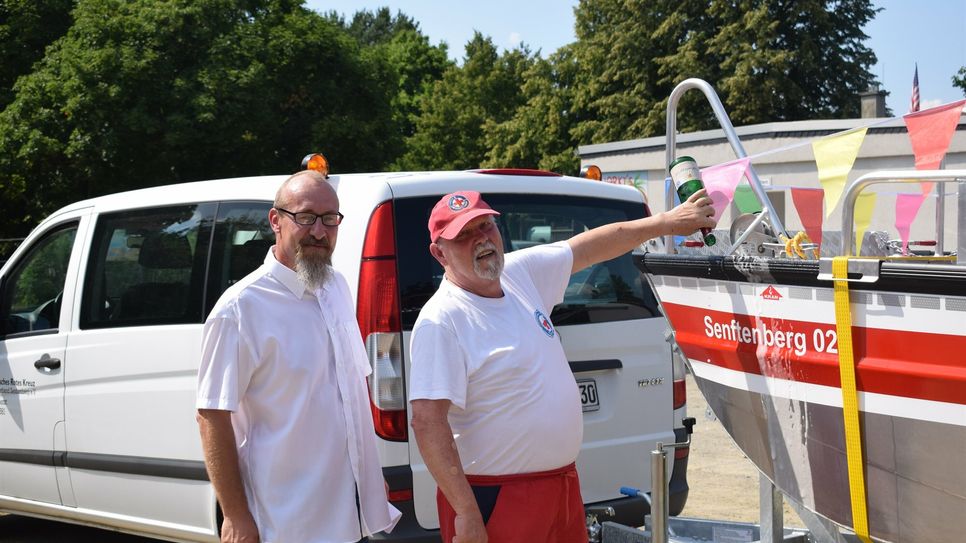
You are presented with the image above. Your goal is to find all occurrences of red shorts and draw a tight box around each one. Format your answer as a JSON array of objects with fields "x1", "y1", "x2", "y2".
[{"x1": 437, "y1": 463, "x2": 588, "y2": 543}]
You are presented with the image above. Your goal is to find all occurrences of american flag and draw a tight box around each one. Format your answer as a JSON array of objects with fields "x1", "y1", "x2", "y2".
[{"x1": 910, "y1": 64, "x2": 920, "y2": 113}]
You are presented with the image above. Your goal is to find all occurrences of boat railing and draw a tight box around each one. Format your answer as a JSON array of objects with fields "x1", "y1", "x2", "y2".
[
  {"x1": 663, "y1": 78, "x2": 789, "y2": 253},
  {"x1": 840, "y1": 170, "x2": 965, "y2": 263},
  {"x1": 663, "y1": 79, "x2": 963, "y2": 265}
]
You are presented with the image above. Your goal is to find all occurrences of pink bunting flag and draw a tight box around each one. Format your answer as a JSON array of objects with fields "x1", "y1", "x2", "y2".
[
  {"x1": 790, "y1": 188, "x2": 824, "y2": 250},
  {"x1": 896, "y1": 99, "x2": 964, "y2": 241},
  {"x1": 903, "y1": 99, "x2": 966, "y2": 194},
  {"x1": 894, "y1": 193, "x2": 928, "y2": 255},
  {"x1": 904, "y1": 99, "x2": 965, "y2": 170},
  {"x1": 700, "y1": 158, "x2": 751, "y2": 222}
]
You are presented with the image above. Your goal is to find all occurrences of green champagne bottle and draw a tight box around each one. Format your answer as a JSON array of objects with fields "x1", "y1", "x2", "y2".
[{"x1": 669, "y1": 156, "x2": 716, "y2": 246}]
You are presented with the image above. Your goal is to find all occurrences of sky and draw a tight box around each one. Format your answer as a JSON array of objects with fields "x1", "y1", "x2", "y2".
[{"x1": 307, "y1": 0, "x2": 966, "y2": 116}]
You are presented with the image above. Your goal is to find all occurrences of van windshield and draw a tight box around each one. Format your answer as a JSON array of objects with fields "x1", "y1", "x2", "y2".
[{"x1": 394, "y1": 193, "x2": 661, "y2": 330}]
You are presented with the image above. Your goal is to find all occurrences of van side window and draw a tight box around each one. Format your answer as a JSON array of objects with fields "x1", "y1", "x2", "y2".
[
  {"x1": 1, "y1": 225, "x2": 78, "y2": 337},
  {"x1": 204, "y1": 202, "x2": 273, "y2": 315},
  {"x1": 81, "y1": 204, "x2": 215, "y2": 328}
]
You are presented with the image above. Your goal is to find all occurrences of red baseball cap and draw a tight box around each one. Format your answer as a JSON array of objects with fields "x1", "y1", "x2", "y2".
[{"x1": 428, "y1": 191, "x2": 500, "y2": 241}]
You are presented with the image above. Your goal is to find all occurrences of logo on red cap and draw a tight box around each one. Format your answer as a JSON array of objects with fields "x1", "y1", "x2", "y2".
[
  {"x1": 448, "y1": 195, "x2": 470, "y2": 211},
  {"x1": 428, "y1": 190, "x2": 500, "y2": 242}
]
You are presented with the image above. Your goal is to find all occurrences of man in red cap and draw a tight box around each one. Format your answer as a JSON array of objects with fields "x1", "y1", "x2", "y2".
[{"x1": 408, "y1": 188, "x2": 714, "y2": 543}]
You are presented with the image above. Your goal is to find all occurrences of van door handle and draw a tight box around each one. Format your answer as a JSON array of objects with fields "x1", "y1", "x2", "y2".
[{"x1": 34, "y1": 355, "x2": 61, "y2": 370}]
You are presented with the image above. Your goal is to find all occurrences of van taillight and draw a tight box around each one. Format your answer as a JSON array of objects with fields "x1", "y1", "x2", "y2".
[
  {"x1": 672, "y1": 378, "x2": 686, "y2": 410},
  {"x1": 671, "y1": 342, "x2": 689, "y2": 459},
  {"x1": 358, "y1": 202, "x2": 407, "y2": 441},
  {"x1": 671, "y1": 338, "x2": 687, "y2": 410}
]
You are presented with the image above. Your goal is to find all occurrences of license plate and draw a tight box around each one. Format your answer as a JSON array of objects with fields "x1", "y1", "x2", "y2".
[{"x1": 578, "y1": 378, "x2": 600, "y2": 412}]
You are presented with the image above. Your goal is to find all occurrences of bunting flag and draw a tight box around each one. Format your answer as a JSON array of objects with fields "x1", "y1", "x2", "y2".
[
  {"x1": 813, "y1": 128, "x2": 868, "y2": 218},
  {"x1": 895, "y1": 193, "x2": 928, "y2": 255},
  {"x1": 903, "y1": 99, "x2": 965, "y2": 194},
  {"x1": 700, "y1": 158, "x2": 751, "y2": 222},
  {"x1": 733, "y1": 185, "x2": 764, "y2": 213},
  {"x1": 790, "y1": 188, "x2": 825, "y2": 250},
  {"x1": 854, "y1": 192, "x2": 877, "y2": 257}
]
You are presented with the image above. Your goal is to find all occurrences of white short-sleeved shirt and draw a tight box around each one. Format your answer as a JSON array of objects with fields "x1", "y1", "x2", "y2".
[
  {"x1": 409, "y1": 241, "x2": 582, "y2": 475},
  {"x1": 197, "y1": 248, "x2": 400, "y2": 543}
]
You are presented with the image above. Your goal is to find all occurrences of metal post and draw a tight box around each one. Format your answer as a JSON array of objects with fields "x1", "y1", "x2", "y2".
[
  {"x1": 959, "y1": 180, "x2": 965, "y2": 265},
  {"x1": 650, "y1": 446, "x2": 669, "y2": 543},
  {"x1": 935, "y1": 181, "x2": 946, "y2": 256},
  {"x1": 759, "y1": 475, "x2": 783, "y2": 543}
]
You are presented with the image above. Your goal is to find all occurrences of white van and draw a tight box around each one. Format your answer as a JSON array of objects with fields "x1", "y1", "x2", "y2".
[{"x1": 0, "y1": 167, "x2": 692, "y2": 542}]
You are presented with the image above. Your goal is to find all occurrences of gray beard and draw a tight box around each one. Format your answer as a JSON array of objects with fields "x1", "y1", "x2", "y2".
[
  {"x1": 295, "y1": 245, "x2": 333, "y2": 290},
  {"x1": 472, "y1": 241, "x2": 504, "y2": 280}
]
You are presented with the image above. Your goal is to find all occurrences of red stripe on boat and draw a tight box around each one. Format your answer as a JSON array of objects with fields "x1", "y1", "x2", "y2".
[{"x1": 663, "y1": 302, "x2": 966, "y2": 406}]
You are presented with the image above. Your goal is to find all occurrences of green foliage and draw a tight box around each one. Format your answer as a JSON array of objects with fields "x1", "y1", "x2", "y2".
[
  {"x1": 0, "y1": 0, "x2": 75, "y2": 109},
  {"x1": 341, "y1": 6, "x2": 419, "y2": 46},
  {"x1": 570, "y1": 0, "x2": 882, "y2": 142},
  {"x1": 395, "y1": 33, "x2": 535, "y2": 170},
  {"x1": 954, "y1": 67, "x2": 966, "y2": 96},
  {"x1": 0, "y1": 0, "x2": 396, "y2": 236},
  {"x1": 0, "y1": 0, "x2": 889, "y2": 238},
  {"x1": 483, "y1": 47, "x2": 581, "y2": 174},
  {"x1": 330, "y1": 8, "x2": 452, "y2": 168}
]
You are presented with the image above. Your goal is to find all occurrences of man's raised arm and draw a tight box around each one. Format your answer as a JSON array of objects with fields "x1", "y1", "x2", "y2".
[{"x1": 568, "y1": 188, "x2": 715, "y2": 274}]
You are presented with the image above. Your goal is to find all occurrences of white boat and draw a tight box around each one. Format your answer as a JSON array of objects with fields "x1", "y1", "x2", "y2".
[{"x1": 636, "y1": 80, "x2": 966, "y2": 543}]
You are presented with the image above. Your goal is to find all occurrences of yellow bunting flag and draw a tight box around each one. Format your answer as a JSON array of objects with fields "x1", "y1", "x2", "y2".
[
  {"x1": 812, "y1": 128, "x2": 868, "y2": 218},
  {"x1": 853, "y1": 192, "x2": 877, "y2": 256}
]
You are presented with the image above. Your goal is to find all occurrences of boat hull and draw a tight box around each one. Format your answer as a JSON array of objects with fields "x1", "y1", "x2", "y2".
[{"x1": 639, "y1": 256, "x2": 966, "y2": 543}]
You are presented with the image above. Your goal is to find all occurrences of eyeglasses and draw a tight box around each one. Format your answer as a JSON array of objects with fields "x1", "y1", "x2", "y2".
[{"x1": 275, "y1": 207, "x2": 344, "y2": 227}]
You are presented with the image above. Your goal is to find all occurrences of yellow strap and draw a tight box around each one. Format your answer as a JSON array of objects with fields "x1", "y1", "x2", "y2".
[{"x1": 832, "y1": 257, "x2": 872, "y2": 543}]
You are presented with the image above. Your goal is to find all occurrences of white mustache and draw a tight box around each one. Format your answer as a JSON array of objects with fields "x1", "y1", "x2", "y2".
[{"x1": 474, "y1": 240, "x2": 497, "y2": 258}]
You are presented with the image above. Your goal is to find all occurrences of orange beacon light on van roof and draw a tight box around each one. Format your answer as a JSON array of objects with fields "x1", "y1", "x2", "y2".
[
  {"x1": 301, "y1": 153, "x2": 330, "y2": 178},
  {"x1": 579, "y1": 164, "x2": 602, "y2": 181}
]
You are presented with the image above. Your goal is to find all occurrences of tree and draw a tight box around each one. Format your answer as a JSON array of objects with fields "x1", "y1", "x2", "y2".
[
  {"x1": 329, "y1": 8, "x2": 452, "y2": 167},
  {"x1": 0, "y1": 0, "x2": 396, "y2": 237},
  {"x1": 0, "y1": 0, "x2": 75, "y2": 109},
  {"x1": 569, "y1": 0, "x2": 671, "y2": 145},
  {"x1": 483, "y1": 46, "x2": 581, "y2": 174},
  {"x1": 395, "y1": 33, "x2": 535, "y2": 170},
  {"x1": 954, "y1": 66, "x2": 966, "y2": 96},
  {"x1": 570, "y1": 0, "x2": 882, "y2": 143},
  {"x1": 336, "y1": 6, "x2": 419, "y2": 47}
]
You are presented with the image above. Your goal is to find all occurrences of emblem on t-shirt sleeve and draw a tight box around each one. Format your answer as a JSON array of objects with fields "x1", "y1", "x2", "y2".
[{"x1": 534, "y1": 310, "x2": 555, "y2": 338}]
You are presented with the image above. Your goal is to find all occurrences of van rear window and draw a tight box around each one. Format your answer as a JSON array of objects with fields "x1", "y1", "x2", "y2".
[{"x1": 394, "y1": 194, "x2": 662, "y2": 330}]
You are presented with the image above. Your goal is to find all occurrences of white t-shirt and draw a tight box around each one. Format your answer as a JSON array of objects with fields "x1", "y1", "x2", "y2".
[
  {"x1": 409, "y1": 241, "x2": 582, "y2": 475},
  {"x1": 197, "y1": 249, "x2": 400, "y2": 543}
]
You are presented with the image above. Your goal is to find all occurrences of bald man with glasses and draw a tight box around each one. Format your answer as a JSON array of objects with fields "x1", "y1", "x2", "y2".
[{"x1": 197, "y1": 171, "x2": 400, "y2": 543}]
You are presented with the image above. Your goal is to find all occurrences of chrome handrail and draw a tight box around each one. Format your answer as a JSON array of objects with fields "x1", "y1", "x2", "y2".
[
  {"x1": 840, "y1": 169, "x2": 966, "y2": 256},
  {"x1": 664, "y1": 79, "x2": 788, "y2": 253}
]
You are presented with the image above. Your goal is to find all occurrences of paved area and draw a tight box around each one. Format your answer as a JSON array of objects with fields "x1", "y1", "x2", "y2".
[{"x1": 0, "y1": 513, "x2": 159, "y2": 542}]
